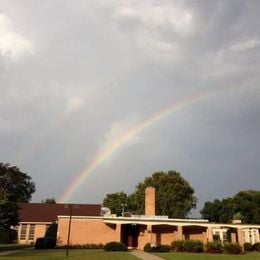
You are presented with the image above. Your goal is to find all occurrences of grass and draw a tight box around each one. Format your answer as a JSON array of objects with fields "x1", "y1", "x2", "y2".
[
  {"x1": 0, "y1": 249, "x2": 139, "y2": 260},
  {"x1": 155, "y1": 252, "x2": 260, "y2": 260}
]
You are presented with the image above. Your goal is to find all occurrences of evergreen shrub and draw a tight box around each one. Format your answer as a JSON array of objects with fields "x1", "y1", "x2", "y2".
[
  {"x1": 206, "y1": 241, "x2": 223, "y2": 253},
  {"x1": 171, "y1": 240, "x2": 184, "y2": 252},
  {"x1": 35, "y1": 237, "x2": 56, "y2": 249},
  {"x1": 243, "y1": 242, "x2": 253, "y2": 252},
  {"x1": 104, "y1": 241, "x2": 127, "y2": 251},
  {"x1": 182, "y1": 240, "x2": 203, "y2": 253},
  {"x1": 223, "y1": 242, "x2": 242, "y2": 254}
]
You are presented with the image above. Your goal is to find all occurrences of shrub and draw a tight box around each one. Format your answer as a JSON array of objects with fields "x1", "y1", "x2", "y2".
[
  {"x1": 144, "y1": 243, "x2": 170, "y2": 252},
  {"x1": 157, "y1": 244, "x2": 170, "y2": 252},
  {"x1": 45, "y1": 223, "x2": 57, "y2": 239},
  {"x1": 35, "y1": 237, "x2": 56, "y2": 249},
  {"x1": 144, "y1": 243, "x2": 152, "y2": 252},
  {"x1": 223, "y1": 242, "x2": 242, "y2": 254},
  {"x1": 104, "y1": 241, "x2": 127, "y2": 251},
  {"x1": 171, "y1": 240, "x2": 184, "y2": 252},
  {"x1": 0, "y1": 230, "x2": 10, "y2": 244},
  {"x1": 206, "y1": 241, "x2": 223, "y2": 253},
  {"x1": 252, "y1": 242, "x2": 260, "y2": 252},
  {"x1": 244, "y1": 242, "x2": 253, "y2": 252},
  {"x1": 183, "y1": 240, "x2": 204, "y2": 253},
  {"x1": 56, "y1": 243, "x2": 104, "y2": 249}
]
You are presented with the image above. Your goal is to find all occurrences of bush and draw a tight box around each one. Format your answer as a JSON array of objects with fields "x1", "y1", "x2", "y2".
[
  {"x1": 0, "y1": 230, "x2": 10, "y2": 244},
  {"x1": 35, "y1": 237, "x2": 56, "y2": 249},
  {"x1": 157, "y1": 244, "x2": 170, "y2": 252},
  {"x1": 143, "y1": 243, "x2": 152, "y2": 252},
  {"x1": 206, "y1": 241, "x2": 223, "y2": 253},
  {"x1": 252, "y1": 242, "x2": 260, "y2": 252},
  {"x1": 223, "y1": 242, "x2": 242, "y2": 254},
  {"x1": 244, "y1": 242, "x2": 253, "y2": 252},
  {"x1": 45, "y1": 223, "x2": 57, "y2": 239},
  {"x1": 144, "y1": 243, "x2": 170, "y2": 252},
  {"x1": 56, "y1": 243, "x2": 104, "y2": 249},
  {"x1": 171, "y1": 240, "x2": 184, "y2": 252},
  {"x1": 104, "y1": 241, "x2": 127, "y2": 251},
  {"x1": 183, "y1": 240, "x2": 204, "y2": 253}
]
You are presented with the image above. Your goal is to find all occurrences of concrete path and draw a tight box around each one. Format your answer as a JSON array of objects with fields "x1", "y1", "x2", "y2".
[
  {"x1": 131, "y1": 250, "x2": 164, "y2": 260},
  {"x1": 0, "y1": 249, "x2": 24, "y2": 256},
  {"x1": 0, "y1": 247, "x2": 33, "y2": 256}
]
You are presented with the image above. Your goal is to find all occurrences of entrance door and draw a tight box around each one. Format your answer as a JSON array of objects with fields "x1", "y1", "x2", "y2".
[{"x1": 122, "y1": 224, "x2": 139, "y2": 248}]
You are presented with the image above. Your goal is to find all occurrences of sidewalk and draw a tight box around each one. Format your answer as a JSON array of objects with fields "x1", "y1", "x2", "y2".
[
  {"x1": 0, "y1": 247, "x2": 33, "y2": 256},
  {"x1": 131, "y1": 250, "x2": 164, "y2": 260}
]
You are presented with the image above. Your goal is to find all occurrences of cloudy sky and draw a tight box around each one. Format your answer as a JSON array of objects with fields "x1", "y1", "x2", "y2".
[{"x1": 0, "y1": 0, "x2": 259, "y2": 215}]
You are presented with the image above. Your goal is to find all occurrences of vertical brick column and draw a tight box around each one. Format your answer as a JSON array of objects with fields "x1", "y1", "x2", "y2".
[
  {"x1": 237, "y1": 228, "x2": 243, "y2": 246},
  {"x1": 207, "y1": 227, "x2": 213, "y2": 242},
  {"x1": 177, "y1": 225, "x2": 183, "y2": 240},
  {"x1": 145, "y1": 187, "x2": 155, "y2": 216}
]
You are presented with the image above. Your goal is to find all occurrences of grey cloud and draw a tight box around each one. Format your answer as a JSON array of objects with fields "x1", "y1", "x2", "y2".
[{"x1": 0, "y1": 1, "x2": 259, "y2": 215}]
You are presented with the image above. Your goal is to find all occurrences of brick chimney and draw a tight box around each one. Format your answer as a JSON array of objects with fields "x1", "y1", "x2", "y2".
[{"x1": 145, "y1": 186, "x2": 155, "y2": 216}]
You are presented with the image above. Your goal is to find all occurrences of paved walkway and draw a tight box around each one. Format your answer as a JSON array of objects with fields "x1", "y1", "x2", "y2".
[
  {"x1": 0, "y1": 249, "x2": 24, "y2": 256},
  {"x1": 0, "y1": 247, "x2": 33, "y2": 256},
  {"x1": 131, "y1": 250, "x2": 164, "y2": 260}
]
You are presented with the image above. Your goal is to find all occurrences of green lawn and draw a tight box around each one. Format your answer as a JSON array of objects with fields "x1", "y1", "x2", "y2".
[
  {"x1": 0, "y1": 249, "x2": 139, "y2": 260},
  {"x1": 155, "y1": 252, "x2": 260, "y2": 260}
]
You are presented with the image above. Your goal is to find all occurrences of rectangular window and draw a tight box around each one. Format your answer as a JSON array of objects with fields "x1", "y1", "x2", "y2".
[
  {"x1": 28, "y1": 224, "x2": 35, "y2": 240},
  {"x1": 20, "y1": 224, "x2": 27, "y2": 240}
]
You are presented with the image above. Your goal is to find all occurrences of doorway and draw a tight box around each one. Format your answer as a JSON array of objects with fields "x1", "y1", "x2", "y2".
[{"x1": 122, "y1": 224, "x2": 139, "y2": 248}]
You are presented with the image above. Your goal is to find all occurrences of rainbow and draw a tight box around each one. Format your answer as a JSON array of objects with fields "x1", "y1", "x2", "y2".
[{"x1": 59, "y1": 90, "x2": 214, "y2": 202}]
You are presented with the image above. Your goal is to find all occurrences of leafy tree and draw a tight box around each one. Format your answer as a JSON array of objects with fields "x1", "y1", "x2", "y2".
[
  {"x1": 0, "y1": 163, "x2": 35, "y2": 233},
  {"x1": 41, "y1": 198, "x2": 56, "y2": 203},
  {"x1": 103, "y1": 192, "x2": 128, "y2": 216},
  {"x1": 131, "y1": 171, "x2": 197, "y2": 218},
  {"x1": 200, "y1": 199, "x2": 223, "y2": 223},
  {"x1": 200, "y1": 190, "x2": 260, "y2": 224},
  {"x1": 103, "y1": 170, "x2": 197, "y2": 218}
]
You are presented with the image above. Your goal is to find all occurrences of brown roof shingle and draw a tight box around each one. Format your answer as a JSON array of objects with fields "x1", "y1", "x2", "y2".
[{"x1": 18, "y1": 203, "x2": 101, "y2": 223}]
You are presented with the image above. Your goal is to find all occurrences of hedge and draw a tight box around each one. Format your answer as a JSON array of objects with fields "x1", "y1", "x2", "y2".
[
  {"x1": 244, "y1": 242, "x2": 253, "y2": 252},
  {"x1": 104, "y1": 241, "x2": 127, "y2": 251},
  {"x1": 223, "y1": 242, "x2": 242, "y2": 254},
  {"x1": 171, "y1": 240, "x2": 184, "y2": 252},
  {"x1": 182, "y1": 240, "x2": 203, "y2": 253},
  {"x1": 56, "y1": 243, "x2": 104, "y2": 249},
  {"x1": 206, "y1": 241, "x2": 223, "y2": 253},
  {"x1": 35, "y1": 237, "x2": 56, "y2": 249},
  {"x1": 143, "y1": 243, "x2": 170, "y2": 252}
]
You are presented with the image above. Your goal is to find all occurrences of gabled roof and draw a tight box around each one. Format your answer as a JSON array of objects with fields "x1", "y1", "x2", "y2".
[{"x1": 18, "y1": 203, "x2": 101, "y2": 223}]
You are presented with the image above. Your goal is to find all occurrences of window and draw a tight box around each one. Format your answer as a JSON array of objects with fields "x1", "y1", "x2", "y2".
[
  {"x1": 20, "y1": 224, "x2": 27, "y2": 240},
  {"x1": 28, "y1": 224, "x2": 35, "y2": 240}
]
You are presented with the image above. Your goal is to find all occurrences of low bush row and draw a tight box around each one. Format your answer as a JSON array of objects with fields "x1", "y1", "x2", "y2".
[
  {"x1": 171, "y1": 240, "x2": 203, "y2": 253},
  {"x1": 244, "y1": 242, "x2": 260, "y2": 252},
  {"x1": 171, "y1": 240, "x2": 243, "y2": 254},
  {"x1": 35, "y1": 237, "x2": 56, "y2": 249},
  {"x1": 144, "y1": 243, "x2": 171, "y2": 252},
  {"x1": 56, "y1": 243, "x2": 104, "y2": 249},
  {"x1": 104, "y1": 241, "x2": 127, "y2": 251}
]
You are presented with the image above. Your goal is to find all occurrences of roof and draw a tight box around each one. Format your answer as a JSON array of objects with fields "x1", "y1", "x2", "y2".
[{"x1": 18, "y1": 203, "x2": 101, "y2": 223}]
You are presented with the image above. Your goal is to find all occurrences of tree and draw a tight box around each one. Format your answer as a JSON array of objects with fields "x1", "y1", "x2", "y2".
[
  {"x1": 102, "y1": 170, "x2": 197, "y2": 218},
  {"x1": 131, "y1": 171, "x2": 197, "y2": 218},
  {"x1": 41, "y1": 198, "x2": 56, "y2": 204},
  {"x1": 0, "y1": 163, "x2": 35, "y2": 234},
  {"x1": 200, "y1": 190, "x2": 260, "y2": 224},
  {"x1": 103, "y1": 192, "x2": 128, "y2": 216}
]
